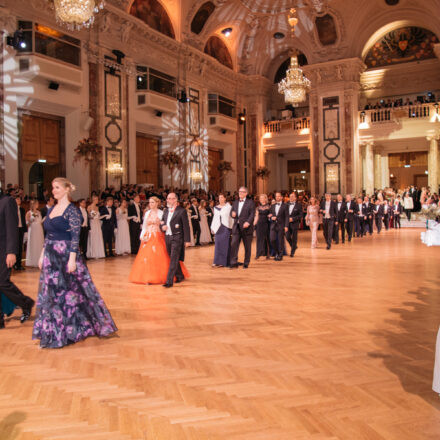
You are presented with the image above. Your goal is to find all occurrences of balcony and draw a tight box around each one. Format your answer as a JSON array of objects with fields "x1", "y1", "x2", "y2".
[
  {"x1": 358, "y1": 103, "x2": 440, "y2": 142},
  {"x1": 262, "y1": 117, "x2": 311, "y2": 150},
  {"x1": 136, "y1": 91, "x2": 178, "y2": 114}
]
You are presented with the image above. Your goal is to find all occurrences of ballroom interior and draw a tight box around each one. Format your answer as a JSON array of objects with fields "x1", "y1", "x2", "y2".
[
  {"x1": 1, "y1": 0, "x2": 439, "y2": 198},
  {"x1": 1, "y1": 2, "x2": 440, "y2": 440}
]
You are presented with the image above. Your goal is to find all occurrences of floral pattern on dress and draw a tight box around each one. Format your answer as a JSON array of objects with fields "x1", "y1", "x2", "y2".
[{"x1": 32, "y1": 204, "x2": 117, "y2": 348}]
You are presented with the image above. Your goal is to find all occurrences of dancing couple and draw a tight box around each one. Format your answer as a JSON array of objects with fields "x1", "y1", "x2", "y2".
[{"x1": 130, "y1": 192, "x2": 191, "y2": 287}]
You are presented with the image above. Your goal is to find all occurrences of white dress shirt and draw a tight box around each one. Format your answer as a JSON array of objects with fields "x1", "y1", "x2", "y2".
[
  {"x1": 275, "y1": 203, "x2": 281, "y2": 216},
  {"x1": 325, "y1": 201, "x2": 331, "y2": 219},
  {"x1": 289, "y1": 203, "x2": 295, "y2": 215},
  {"x1": 166, "y1": 209, "x2": 174, "y2": 236},
  {"x1": 238, "y1": 200, "x2": 245, "y2": 216}
]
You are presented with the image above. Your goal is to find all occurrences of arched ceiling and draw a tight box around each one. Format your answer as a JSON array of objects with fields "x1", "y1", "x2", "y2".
[{"x1": 119, "y1": 0, "x2": 440, "y2": 78}]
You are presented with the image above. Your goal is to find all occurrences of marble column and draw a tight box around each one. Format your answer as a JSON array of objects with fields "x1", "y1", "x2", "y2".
[
  {"x1": 374, "y1": 148, "x2": 382, "y2": 190},
  {"x1": 428, "y1": 136, "x2": 439, "y2": 192},
  {"x1": 381, "y1": 153, "x2": 390, "y2": 188},
  {"x1": 364, "y1": 142, "x2": 374, "y2": 195}
]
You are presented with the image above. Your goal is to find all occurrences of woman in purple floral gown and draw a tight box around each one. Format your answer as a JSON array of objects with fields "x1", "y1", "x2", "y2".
[{"x1": 33, "y1": 177, "x2": 117, "y2": 348}]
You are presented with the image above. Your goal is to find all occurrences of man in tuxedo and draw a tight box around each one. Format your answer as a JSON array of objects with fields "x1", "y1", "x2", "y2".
[
  {"x1": 128, "y1": 195, "x2": 142, "y2": 254},
  {"x1": 14, "y1": 196, "x2": 27, "y2": 270},
  {"x1": 393, "y1": 196, "x2": 403, "y2": 229},
  {"x1": 344, "y1": 194, "x2": 356, "y2": 242},
  {"x1": 78, "y1": 199, "x2": 89, "y2": 259},
  {"x1": 161, "y1": 193, "x2": 191, "y2": 288},
  {"x1": 320, "y1": 193, "x2": 337, "y2": 250},
  {"x1": 285, "y1": 192, "x2": 303, "y2": 257},
  {"x1": 99, "y1": 197, "x2": 117, "y2": 257},
  {"x1": 189, "y1": 198, "x2": 201, "y2": 246},
  {"x1": 355, "y1": 197, "x2": 366, "y2": 237},
  {"x1": 333, "y1": 194, "x2": 347, "y2": 244},
  {"x1": 0, "y1": 192, "x2": 35, "y2": 328},
  {"x1": 230, "y1": 187, "x2": 255, "y2": 268},
  {"x1": 383, "y1": 201, "x2": 391, "y2": 230},
  {"x1": 373, "y1": 200, "x2": 384, "y2": 233},
  {"x1": 40, "y1": 196, "x2": 55, "y2": 220},
  {"x1": 269, "y1": 192, "x2": 288, "y2": 261},
  {"x1": 363, "y1": 196, "x2": 374, "y2": 235}
]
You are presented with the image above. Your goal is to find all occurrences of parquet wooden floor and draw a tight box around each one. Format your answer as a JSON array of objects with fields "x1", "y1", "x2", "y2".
[{"x1": 1, "y1": 229, "x2": 440, "y2": 440}]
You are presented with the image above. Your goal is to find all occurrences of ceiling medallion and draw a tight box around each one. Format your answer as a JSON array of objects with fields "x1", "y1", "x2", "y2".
[{"x1": 53, "y1": 0, "x2": 105, "y2": 31}]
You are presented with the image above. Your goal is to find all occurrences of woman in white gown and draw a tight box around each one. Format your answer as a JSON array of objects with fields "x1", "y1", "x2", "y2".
[
  {"x1": 25, "y1": 200, "x2": 44, "y2": 267},
  {"x1": 115, "y1": 199, "x2": 131, "y2": 255},
  {"x1": 199, "y1": 200, "x2": 212, "y2": 245},
  {"x1": 87, "y1": 195, "x2": 106, "y2": 259}
]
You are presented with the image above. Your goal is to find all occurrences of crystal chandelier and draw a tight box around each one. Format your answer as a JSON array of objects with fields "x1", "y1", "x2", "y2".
[
  {"x1": 278, "y1": 4, "x2": 311, "y2": 106},
  {"x1": 278, "y1": 54, "x2": 311, "y2": 106},
  {"x1": 53, "y1": 0, "x2": 105, "y2": 31}
]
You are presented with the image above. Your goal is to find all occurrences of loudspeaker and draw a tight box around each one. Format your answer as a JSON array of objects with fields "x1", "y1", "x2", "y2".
[
  {"x1": 155, "y1": 110, "x2": 163, "y2": 117},
  {"x1": 48, "y1": 81, "x2": 59, "y2": 90},
  {"x1": 221, "y1": 128, "x2": 227, "y2": 134}
]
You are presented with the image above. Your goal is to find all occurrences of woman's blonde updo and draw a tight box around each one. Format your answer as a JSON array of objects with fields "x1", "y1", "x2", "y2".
[{"x1": 52, "y1": 177, "x2": 76, "y2": 200}]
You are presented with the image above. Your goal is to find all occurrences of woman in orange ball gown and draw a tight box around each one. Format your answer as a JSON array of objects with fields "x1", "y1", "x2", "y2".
[{"x1": 129, "y1": 197, "x2": 189, "y2": 284}]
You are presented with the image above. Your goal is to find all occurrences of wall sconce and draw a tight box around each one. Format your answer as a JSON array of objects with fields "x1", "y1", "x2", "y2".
[
  {"x1": 238, "y1": 112, "x2": 246, "y2": 124},
  {"x1": 190, "y1": 171, "x2": 203, "y2": 184},
  {"x1": 107, "y1": 163, "x2": 124, "y2": 177}
]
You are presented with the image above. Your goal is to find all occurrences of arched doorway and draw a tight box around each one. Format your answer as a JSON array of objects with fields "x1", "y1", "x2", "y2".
[{"x1": 28, "y1": 162, "x2": 60, "y2": 200}]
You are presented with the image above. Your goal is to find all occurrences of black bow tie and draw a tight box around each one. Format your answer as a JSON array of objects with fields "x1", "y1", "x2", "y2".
[
  {"x1": 276, "y1": 203, "x2": 281, "y2": 206},
  {"x1": 240, "y1": 199, "x2": 244, "y2": 202}
]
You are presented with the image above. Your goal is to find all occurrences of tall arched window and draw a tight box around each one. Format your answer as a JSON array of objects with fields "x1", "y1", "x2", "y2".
[
  {"x1": 191, "y1": 2, "x2": 215, "y2": 35},
  {"x1": 129, "y1": 0, "x2": 175, "y2": 39},
  {"x1": 204, "y1": 36, "x2": 233, "y2": 69}
]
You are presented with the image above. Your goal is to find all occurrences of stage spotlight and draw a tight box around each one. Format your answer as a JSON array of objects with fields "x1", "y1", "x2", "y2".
[
  {"x1": 155, "y1": 110, "x2": 163, "y2": 117},
  {"x1": 238, "y1": 112, "x2": 246, "y2": 124},
  {"x1": 112, "y1": 49, "x2": 125, "y2": 64},
  {"x1": 178, "y1": 90, "x2": 189, "y2": 103},
  {"x1": 221, "y1": 27, "x2": 232, "y2": 37},
  {"x1": 6, "y1": 30, "x2": 28, "y2": 51}
]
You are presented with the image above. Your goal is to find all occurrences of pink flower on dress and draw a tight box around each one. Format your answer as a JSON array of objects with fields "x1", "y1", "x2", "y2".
[{"x1": 54, "y1": 241, "x2": 67, "y2": 254}]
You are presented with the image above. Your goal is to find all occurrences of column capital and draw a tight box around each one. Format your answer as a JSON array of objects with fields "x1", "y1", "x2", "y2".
[{"x1": 303, "y1": 57, "x2": 366, "y2": 86}]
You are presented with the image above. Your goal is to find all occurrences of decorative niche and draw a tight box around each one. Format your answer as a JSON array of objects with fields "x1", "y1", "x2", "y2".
[{"x1": 315, "y1": 14, "x2": 338, "y2": 46}]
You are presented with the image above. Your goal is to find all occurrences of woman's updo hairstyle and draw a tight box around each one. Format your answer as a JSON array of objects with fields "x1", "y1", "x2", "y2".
[{"x1": 52, "y1": 177, "x2": 76, "y2": 200}]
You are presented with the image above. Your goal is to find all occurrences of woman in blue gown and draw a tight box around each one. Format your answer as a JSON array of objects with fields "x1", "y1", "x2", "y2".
[
  {"x1": 1, "y1": 293, "x2": 16, "y2": 317},
  {"x1": 32, "y1": 177, "x2": 117, "y2": 348}
]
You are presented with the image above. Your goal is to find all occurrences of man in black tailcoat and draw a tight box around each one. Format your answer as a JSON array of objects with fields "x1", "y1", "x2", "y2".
[
  {"x1": 161, "y1": 193, "x2": 191, "y2": 288},
  {"x1": 333, "y1": 194, "x2": 347, "y2": 244},
  {"x1": 189, "y1": 198, "x2": 201, "y2": 246},
  {"x1": 344, "y1": 194, "x2": 356, "y2": 242},
  {"x1": 373, "y1": 200, "x2": 384, "y2": 233},
  {"x1": 320, "y1": 193, "x2": 337, "y2": 250},
  {"x1": 0, "y1": 191, "x2": 35, "y2": 328},
  {"x1": 269, "y1": 192, "x2": 288, "y2": 261},
  {"x1": 14, "y1": 195, "x2": 27, "y2": 270},
  {"x1": 99, "y1": 197, "x2": 117, "y2": 257},
  {"x1": 78, "y1": 198, "x2": 90, "y2": 259},
  {"x1": 229, "y1": 187, "x2": 255, "y2": 269},
  {"x1": 128, "y1": 194, "x2": 142, "y2": 254},
  {"x1": 285, "y1": 192, "x2": 303, "y2": 257}
]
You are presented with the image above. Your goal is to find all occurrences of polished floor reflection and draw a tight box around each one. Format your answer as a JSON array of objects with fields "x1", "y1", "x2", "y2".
[{"x1": 1, "y1": 229, "x2": 439, "y2": 440}]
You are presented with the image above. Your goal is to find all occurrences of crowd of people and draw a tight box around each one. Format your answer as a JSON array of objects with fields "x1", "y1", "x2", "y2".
[
  {"x1": 363, "y1": 93, "x2": 437, "y2": 110},
  {"x1": 5, "y1": 181, "x2": 438, "y2": 274},
  {"x1": 1, "y1": 178, "x2": 439, "y2": 348}
]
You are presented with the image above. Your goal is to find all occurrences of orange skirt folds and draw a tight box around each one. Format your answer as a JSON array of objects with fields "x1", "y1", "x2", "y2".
[{"x1": 129, "y1": 232, "x2": 190, "y2": 285}]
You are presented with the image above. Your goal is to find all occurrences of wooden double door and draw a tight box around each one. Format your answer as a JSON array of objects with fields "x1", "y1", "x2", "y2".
[
  {"x1": 20, "y1": 114, "x2": 62, "y2": 198},
  {"x1": 136, "y1": 134, "x2": 160, "y2": 186},
  {"x1": 208, "y1": 148, "x2": 223, "y2": 192}
]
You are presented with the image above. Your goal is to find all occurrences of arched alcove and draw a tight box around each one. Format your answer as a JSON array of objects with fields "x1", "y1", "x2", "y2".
[
  {"x1": 129, "y1": 0, "x2": 175, "y2": 39},
  {"x1": 364, "y1": 26, "x2": 439, "y2": 68},
  {"x1": 204, "y1": 36, "x2": 233, "y2": 69},
  {"x1": 315, "y1": 14, "x2": 338, "y2": 46},
  {"x1": 274, "y1": 53, "x2": 308, "y2": 83},
  {"x1": 191, "y1": 2, "x2": 215, "y2": 35}
]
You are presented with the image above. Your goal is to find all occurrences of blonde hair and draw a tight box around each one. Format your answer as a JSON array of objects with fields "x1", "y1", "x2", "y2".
[
  {"x1": 259, "y1": 194, "x2": 268, "y2": 205},
  {"x1": 52, "y1": 177, "x2": 76, "y2": 200},
  {"x1": 149, "y1": 196, "x2": 160, "y2": 205}
]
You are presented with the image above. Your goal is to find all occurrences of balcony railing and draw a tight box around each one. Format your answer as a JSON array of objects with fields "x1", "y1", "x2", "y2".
[
  {"x1": 264, "y1": 117, "x2": 311, "y2": 134},
  {"x1": 359, "y1": 103, "x2": 438, "y2": 126}
]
